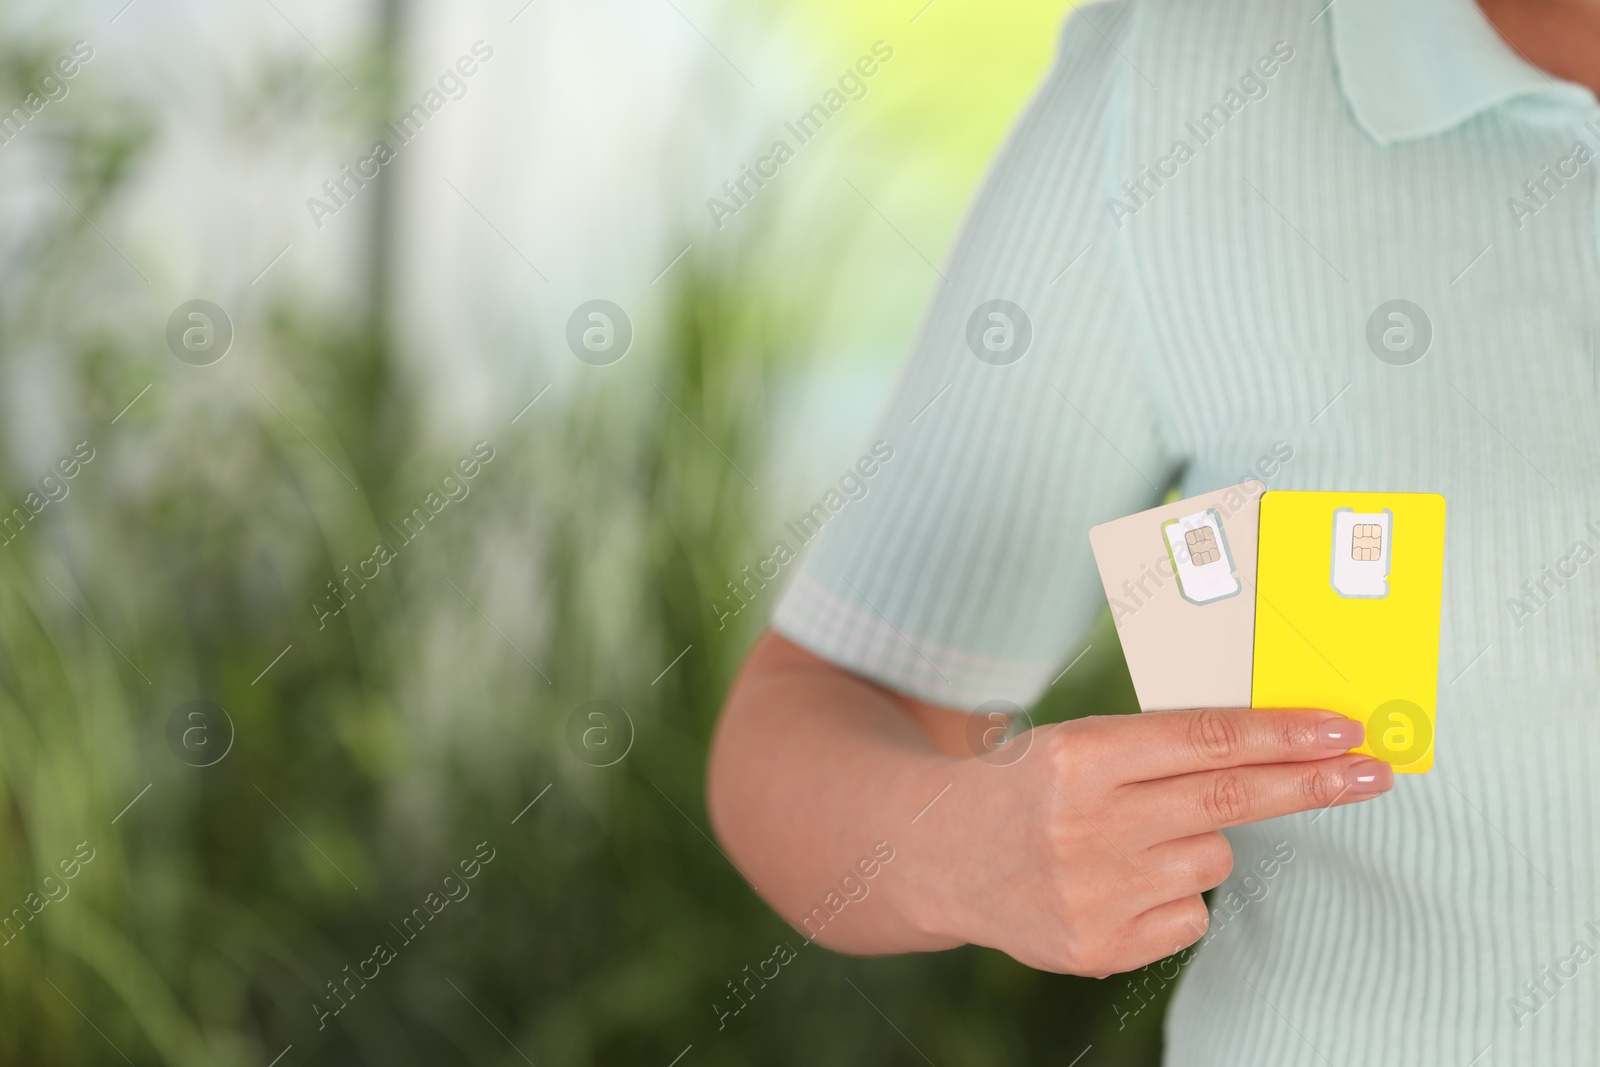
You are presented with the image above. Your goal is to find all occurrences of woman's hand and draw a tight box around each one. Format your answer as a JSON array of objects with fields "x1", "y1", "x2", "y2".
[{"x1": 884, "y1": 707, "x2": 1386, "y2": 977}]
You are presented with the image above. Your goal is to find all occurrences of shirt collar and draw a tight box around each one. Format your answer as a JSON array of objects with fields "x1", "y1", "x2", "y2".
[{"x1": 1328, "y1": 0, "x2": 1597, "y2": 145}]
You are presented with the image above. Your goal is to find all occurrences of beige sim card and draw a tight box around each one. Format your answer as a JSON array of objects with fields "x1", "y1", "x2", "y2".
[{"x1": 1088, "y1": 483, "x2": 1264, "y2": 711}]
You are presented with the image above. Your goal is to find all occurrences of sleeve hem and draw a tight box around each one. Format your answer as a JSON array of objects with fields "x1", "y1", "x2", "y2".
[{"x1": 770, "y1": 569, "x2": 1058, "y2": 711}]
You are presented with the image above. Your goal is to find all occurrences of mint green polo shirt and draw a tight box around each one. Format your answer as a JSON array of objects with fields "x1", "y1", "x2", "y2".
[{"x1": 771, "y1": 0, "x2": 1600, "y2": 1062}]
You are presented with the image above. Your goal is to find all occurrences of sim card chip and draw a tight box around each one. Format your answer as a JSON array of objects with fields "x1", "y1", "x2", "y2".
[
  {"x1": 1186, "y1": 526, "x2": 1222, "y2": 565},
  {"x1": 1332, "y1": 508, "x2": 1392, "y2": 598},
  {"x1": 1162, "y1": 509, "x2": 1240, "y2": 605},
  {"x1": 1351, "y1": 524, "x2": 1383, "y2": 561}
]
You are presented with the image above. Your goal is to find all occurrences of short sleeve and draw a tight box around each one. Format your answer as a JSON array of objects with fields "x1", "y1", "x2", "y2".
[{"x1": 771, "y1": 0, "x2": 1181, "y2": 710}]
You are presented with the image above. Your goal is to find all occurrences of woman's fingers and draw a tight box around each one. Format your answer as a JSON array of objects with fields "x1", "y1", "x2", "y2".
[
  {"x1": 1073, "y1": 706, "x2": 1366, "y2": 785},
  {"x1": 1124, "y1": 753, "x2": 1392, "y2": 842}
]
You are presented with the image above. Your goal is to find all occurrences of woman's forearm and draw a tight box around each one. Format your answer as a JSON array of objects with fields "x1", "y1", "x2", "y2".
[{"x1": 706, "y1": 630, "x2": 967, "y2": 954}]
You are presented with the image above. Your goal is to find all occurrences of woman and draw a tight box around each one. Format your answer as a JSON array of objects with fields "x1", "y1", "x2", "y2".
[{"x1": 708, "y1": 0, "x2": 1600, "y2": 1062}]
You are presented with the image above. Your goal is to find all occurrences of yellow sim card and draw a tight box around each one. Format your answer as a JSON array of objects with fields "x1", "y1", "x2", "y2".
[{"x1": 1251, "y1": 491, "x2": 1447, "y2": 773}]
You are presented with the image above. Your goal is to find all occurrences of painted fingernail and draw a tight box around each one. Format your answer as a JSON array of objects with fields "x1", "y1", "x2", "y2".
[
  {"x1": 1345, "y1": 758, "x2": 1392, "y2": 795},
  {"x1": 1319, "y1": 717, "x2": 1364, "y2": 750}
]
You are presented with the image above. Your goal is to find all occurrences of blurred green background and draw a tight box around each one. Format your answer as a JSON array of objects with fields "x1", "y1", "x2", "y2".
[{"x1": 0, "y1": 0, "x2": 1168, "y2": 1063}]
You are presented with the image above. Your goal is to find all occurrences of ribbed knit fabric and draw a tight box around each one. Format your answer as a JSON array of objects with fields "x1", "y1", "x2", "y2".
[{"x1": 771, "y1": 0, "x2": 1600, "y2": 1062}]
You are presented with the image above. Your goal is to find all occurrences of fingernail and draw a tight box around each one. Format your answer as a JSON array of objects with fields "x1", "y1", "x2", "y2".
[
  {"x1": 1344, "y1": 758, "x2": 1393, "y2": 795},
  {"x1": 1319, "y1": 717, "x2": 1364, "y2": 751}
]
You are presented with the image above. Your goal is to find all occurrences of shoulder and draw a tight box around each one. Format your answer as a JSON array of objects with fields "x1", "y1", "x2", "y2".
[
  {"x1": 1050, "y1": 0, "x2": 1134, "y2": 89},
  {"x1": 1057, "y1": 0, "x2": 1320, "y2": 94},
  {"x1": 1049, "y1": 0, "x2": 1320, "y2": 118},
  {"x1": 1118, "y1": 0, "x2": 1314, "y2": 57},
  {"x1": 1102, "y1": 0, "x2": 1332, "y2": 158}
]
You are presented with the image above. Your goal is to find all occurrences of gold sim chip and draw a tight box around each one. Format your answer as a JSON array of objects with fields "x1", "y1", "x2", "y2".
[
  {"x1": 1351, "y1": 523, "x2": 1383, "y2": 561},
  {"x1": 1186, "y1": 526, "x2": 1222, "y2": 566}
]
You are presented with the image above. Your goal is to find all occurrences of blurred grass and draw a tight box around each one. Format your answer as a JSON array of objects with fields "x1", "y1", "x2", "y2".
[{"x1": 0, "y1": 3, "x2": 1176, "y2": 1065}]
